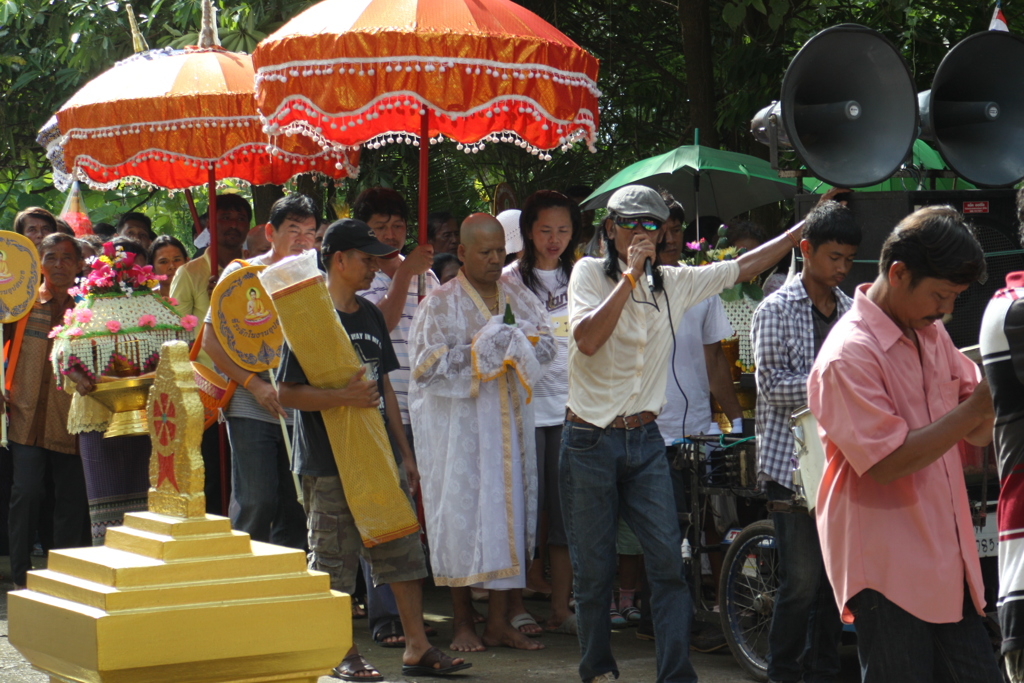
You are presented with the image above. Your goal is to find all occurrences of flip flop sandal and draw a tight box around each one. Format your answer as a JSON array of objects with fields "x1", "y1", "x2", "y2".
[
  {"x1": 621, "y1": 605, "x2": 641, "y2": 623},
  {"x1": 510, "y1": 612, "x2": 543, "y2": 635},
  {"x1": 332, "y1": 653, "x2": 383, "y2": 682},
  {"x1": 372, "y1": 620, "x2": 405, "y2": 648},
  {"x1": 610, "y1": 609, "x2": 627, "y2": 627},
  {"x1": 401, "y1": 646, "x2": 473, "y2": 677}
]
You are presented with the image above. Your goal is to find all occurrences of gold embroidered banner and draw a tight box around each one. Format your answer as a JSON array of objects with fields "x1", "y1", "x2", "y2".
[{"x1": 260, "y1": 252, "x2": 419, "y2": 547}]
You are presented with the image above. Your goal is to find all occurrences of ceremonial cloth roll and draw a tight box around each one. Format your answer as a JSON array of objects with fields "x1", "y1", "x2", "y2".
[{"x1": 260, "y1": 251, "x2": 419, "y2": 547}]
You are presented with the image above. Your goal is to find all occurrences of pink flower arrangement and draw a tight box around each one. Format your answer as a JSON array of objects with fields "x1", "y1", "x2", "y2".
[
  {"x1": 78, "y1": 242, "x2": 165, "y2": 296},
  {"x1": 67, "y1": 327, "x2": 84, "y2": 337},
  {"x1": 48, "y1": 325, "x2": 63, "y2": 339},
  {"x1": 179, "y1": 315, "x2": 198, "y2": 332},
  {"x1": 74, "y1": 308, "x2": 93, "y2": 324},
  {"x1": 167, "y1": 297, "x2": 178, "y2": 306},
  {"x1": 105, "y1": 320, "x2": 122, "y2": 333},
  {"x1": 137, "y1": 314, "x2": 157, "y2": 329}
]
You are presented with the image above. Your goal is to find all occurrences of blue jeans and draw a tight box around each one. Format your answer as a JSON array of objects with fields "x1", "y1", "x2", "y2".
[
  {"x1": 560, "y1": 420, "x2": 696, "y2": 683},
  {"x1": 848, "y1": 587, "x2": 1002, "y2": 683},
  {"x1": 766, "y1": 481, "x2": 843, "y2": 683},
  {"x1": 226, "y1": 417, "x2": 306, "y2": 549}
]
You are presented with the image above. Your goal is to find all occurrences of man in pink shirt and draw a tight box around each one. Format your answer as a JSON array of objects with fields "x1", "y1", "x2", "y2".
[{"x1": 808, "y1": 206, "x2": 1000, "y2": 682}]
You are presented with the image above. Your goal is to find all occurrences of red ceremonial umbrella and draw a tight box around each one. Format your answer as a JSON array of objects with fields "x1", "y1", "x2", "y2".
[{"x1": 252, "y1": 0, "x2": 600, "y2": 249}]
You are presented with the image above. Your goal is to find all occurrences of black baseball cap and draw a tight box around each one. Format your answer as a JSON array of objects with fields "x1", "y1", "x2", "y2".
[{"x1": 322, "y1": 218, "x2": 399, "y2": 258}]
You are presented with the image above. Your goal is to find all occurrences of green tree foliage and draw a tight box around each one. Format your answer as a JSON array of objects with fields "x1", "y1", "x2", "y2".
[{"x1": 0, "y1": 0, "x2": 1018, "y2": 238}]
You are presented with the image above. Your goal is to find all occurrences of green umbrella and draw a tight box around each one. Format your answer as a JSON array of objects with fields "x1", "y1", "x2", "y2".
[
  {"x1": 804, "y1": 140, "x2": 976, "y2": 193},
  {"x1": 581, "y1": 144, "x2": 798, "y2": 221}
]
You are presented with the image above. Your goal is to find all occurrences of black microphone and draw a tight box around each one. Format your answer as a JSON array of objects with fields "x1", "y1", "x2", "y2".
[{"x1": 644, "y1": 257, "x2": 656, "y2": 293}]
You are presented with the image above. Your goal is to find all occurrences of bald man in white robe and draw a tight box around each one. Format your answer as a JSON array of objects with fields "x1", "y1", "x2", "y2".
[{"x1": 410, "y1": 214, "x2": 556, "y2": 652}]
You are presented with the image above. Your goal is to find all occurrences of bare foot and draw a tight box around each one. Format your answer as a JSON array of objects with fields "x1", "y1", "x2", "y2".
[
  {"x1": 525, "y1": 568, "x2": 552, "y2": 595},
  {"x1": 402, "y1": 646, "x2": 468, "y2": 672},
  {"x1": 450, "y1": 619, "x2": 486, "y2": 652},
  {"x1": 482, "y1": 622, "x2": 545, "y2": 650},
  {"x1": 525, "y1": 571, "x2": 552, "y2": 596},
  {"x1": 544, "y1": 610, "x2": 574, "y2": 630}
]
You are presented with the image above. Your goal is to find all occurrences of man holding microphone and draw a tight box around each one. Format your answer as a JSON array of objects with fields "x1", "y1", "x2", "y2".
[{"x1": 562, "y1": 185, "x2": 805, "y2": 683}]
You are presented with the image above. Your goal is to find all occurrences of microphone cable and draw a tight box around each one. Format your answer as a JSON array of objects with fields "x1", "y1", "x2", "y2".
[
  {"x1": 664, "y1": 289, "x2": 690, "y2": 449},
  {"x1": 626, "y1": 261, "x2": 688, "y2": 443}
]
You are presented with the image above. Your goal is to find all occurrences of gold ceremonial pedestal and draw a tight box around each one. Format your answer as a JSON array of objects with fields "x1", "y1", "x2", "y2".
[
  {"x1": 90, "y1": 376, "x2": 153, "y2": 438},
  {"x1": 9, "y1": 342, "x2": 350, "y2": 683}
]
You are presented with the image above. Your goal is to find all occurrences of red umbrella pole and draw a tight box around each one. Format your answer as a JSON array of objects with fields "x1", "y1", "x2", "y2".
[
  {"x1": 418, "y1": 111, "x2": 429, "y2": 246},
  {"x1": 208, "y1": 165, "x2": 219, "y2": 279},
  {"x1": 417, "y1": 112, "x2": 429, "y2": 297},
  {"x1": 184, "y1": 189, "x2": 203, "y2": 237}
]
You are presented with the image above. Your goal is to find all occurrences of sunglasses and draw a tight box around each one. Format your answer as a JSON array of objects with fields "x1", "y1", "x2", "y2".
[{"x1": 614, "y1": 216, "x2": 661, "y2": 231}]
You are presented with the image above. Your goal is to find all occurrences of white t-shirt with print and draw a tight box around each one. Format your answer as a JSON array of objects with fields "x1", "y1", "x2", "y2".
[
  {"x1": 504, "y1": 262, "x2": 567, "y2": 427},
  {"x1": 656, "y1": 294, "x2": 734, "y2": 444}
]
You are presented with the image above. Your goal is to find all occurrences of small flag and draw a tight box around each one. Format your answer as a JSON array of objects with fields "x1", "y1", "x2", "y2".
[{"x1": 991, "y1": 2, "x2": 1009, "y2": 31}]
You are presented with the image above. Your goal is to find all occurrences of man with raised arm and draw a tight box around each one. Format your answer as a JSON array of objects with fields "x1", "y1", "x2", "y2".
[{"x1": 562, "y1": 185, "x2": 805, "y2": 683}]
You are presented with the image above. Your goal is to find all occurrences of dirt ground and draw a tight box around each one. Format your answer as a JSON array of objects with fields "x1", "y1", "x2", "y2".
[{"x1": 0, "y1": 555, "x2": 860, "y2": 682}]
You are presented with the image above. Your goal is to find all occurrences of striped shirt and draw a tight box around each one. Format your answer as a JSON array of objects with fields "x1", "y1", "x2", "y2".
[
  {"x1": 359, "y1": 260, "x2": 438, "y2": 425},
  {"x1": 980, "y1": 277, "x2": 1024, "y2": 651}
]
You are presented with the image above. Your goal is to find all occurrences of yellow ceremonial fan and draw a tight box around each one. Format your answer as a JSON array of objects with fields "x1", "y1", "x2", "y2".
[
  {"x1": 0, "y1": 231, "x2": 40, "y2": 325},
  {"x1": 1, "y1": 230, "x2": 41, "y2": 448},
  {"x1": 209, "y1": 265, "x2": 283, "y2": 373}
]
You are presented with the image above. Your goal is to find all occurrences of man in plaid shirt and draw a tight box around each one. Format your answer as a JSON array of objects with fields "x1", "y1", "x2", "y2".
[{"x1": 751, "y1": 199, "x2": 860, "y2": 683}]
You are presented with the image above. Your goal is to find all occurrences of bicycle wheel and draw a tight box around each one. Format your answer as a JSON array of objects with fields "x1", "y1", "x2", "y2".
[{"x1": 718, "y1": 519, "x2": 777, "y2": 681}]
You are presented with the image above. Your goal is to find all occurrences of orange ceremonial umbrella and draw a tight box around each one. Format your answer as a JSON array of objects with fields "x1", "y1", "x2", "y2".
[
  {"x1": 40, "y1": 47, "x2": 357, "y2": 195},
  {"x1": 252, "y1": 0, "x2": 600, "y2": 247},
  {"x1": 38, "y1": 42, "x2": 358, "y2": 270}
]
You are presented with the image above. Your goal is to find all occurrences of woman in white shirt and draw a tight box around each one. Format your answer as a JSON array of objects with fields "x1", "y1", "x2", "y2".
[{"x1": 503, "y1": 190, "x2": 581, "y2": 634}]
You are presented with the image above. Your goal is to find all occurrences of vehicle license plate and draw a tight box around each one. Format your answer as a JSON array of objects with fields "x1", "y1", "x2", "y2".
[{"x1": 975, "y1": 509, "x2": 998, "y2": 558}]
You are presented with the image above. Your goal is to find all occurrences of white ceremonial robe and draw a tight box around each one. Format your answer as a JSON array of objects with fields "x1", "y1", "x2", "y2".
[{"x1": 409, "y1": 270, "x2": 556, "y2": 588}]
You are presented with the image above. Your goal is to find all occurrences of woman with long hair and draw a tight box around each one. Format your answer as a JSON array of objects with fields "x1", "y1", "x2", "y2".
[{"x1": 502, "y1": 190, "x2": 581, "y2": 635}]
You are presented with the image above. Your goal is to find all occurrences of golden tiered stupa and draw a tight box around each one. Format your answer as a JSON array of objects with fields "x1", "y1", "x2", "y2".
[{"x1": 9, "y1": 341, "x2": 349, "y2": 683}]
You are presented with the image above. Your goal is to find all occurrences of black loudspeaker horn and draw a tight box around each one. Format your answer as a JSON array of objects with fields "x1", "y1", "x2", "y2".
[
  {"x1": 918, "y1": 31, "x2": 1024, "y2": 188},
  {"x1": 751, "y1": 24, "x2": 918, "y2": 188}
]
